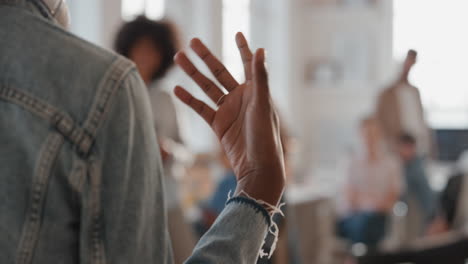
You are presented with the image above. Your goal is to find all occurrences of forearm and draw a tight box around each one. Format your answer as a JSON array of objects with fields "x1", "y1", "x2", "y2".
[{"x1": 185, "y1": 197, "x2": 270, "y2": 264}]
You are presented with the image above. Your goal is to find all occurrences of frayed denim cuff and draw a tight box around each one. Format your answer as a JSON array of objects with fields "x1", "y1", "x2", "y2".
[{"x1": 226, "y1": 196, "x2": 271, "y2": 227}]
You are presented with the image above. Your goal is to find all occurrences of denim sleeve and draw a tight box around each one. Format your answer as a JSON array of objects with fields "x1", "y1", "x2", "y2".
[
  {"x1": 185, "y1": 197, "x2": 270, "y2": 264},
  {"x1": 88, "y1": 70, "x2": 173, "y2": 264},
  {"x1": 94, "y1": 68, "x2": 270, "y2": 263}
]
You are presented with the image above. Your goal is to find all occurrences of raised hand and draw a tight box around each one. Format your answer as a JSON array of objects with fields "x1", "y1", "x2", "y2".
[{"x1": 174, "y1": 32, "x2": 285, "y2": 207}]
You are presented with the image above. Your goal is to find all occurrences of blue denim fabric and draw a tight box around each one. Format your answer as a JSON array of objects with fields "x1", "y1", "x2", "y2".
[
  {"x1": 338, "y1": 212, "x2": 388, "y2": 248},
  {"x1": 208, "y1": 171, "x2": 237, "y2": 215},
  {"x1": 0, "y1": 1, "x2": 270, "y2": 263},
  {"x1": 402, "y1": 157, "x2": 436, "y2": 223}
]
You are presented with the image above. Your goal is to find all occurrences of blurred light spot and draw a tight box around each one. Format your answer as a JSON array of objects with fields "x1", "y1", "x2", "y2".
[
  {"x1": 351, "y1": 243, "x2": 367, "y2": 257},
  {"x1": 122, "y1": 0, "x2": 165, "y2": 21},
  {"x1": 393, "y1": 201, "x2": 408, "y2": 217}
]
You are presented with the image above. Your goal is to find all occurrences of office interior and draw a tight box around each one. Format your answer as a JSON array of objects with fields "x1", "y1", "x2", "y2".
[{"x1": 53, "y1": 0, "x2": 468, "y2": 263}]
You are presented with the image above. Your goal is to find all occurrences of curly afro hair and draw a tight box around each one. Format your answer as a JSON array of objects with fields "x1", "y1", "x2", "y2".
[{"x1": 114, "y1": 16, "x2": 179, "y2": 82}]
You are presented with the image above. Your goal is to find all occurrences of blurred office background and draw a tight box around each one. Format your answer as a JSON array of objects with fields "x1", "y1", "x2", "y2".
[{"x1": 65, "y1": 0, "x2": 468, "y2": 263}]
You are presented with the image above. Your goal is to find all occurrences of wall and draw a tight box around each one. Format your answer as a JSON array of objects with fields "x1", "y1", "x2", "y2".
[
  {"x1": 67, "y1": 0, "x2": 122, "y2": 48},
  {"x1": 251, "y1": 0, "x2": 394, "y2": 187},
  {"x1": 66, "y1": 0, "x2": 395, "y2": 168}
]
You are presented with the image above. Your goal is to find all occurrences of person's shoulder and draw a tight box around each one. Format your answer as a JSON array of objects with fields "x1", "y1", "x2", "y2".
[
  {"x1": 51, "y1": 23, "x2": 138, "y2": 75},
  {"x1": 47, "y1": 27, "x2": 138, "y2": 110},
  {"x1": 56, "y1": 28, "x2": 133, "y2": 72},
  {"x1": 34, "y1": 21, "x2": 138, "y2": 124},
  {"x1": 1, "y1": 8, "x2": 140, "y2": 136}
]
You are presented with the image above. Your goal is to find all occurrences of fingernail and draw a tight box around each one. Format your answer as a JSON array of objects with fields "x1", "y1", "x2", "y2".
[
  {"x1": 258, "y1": 48, "x2": 265, "y2": 62},
  {"x1": 174, "y1": 86, "x2": 185, "y2": 97},
  {"x1": 174, "y1": 51, "x2": 182, "y2": 61},
  {"x1": 190, "y1": 38, "x2": 202, "y2": 48},
  {"x1": 235, "y1": 33, "x2": 242, "y2": 45}
]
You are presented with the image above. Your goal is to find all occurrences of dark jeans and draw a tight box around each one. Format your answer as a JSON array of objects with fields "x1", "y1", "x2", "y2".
[
  {"x1": 338, "y1": 212, "x2": 388, "y2": 248},
  {"x1": 358, "y1": 237, "x2": 468, "y2": 264}
]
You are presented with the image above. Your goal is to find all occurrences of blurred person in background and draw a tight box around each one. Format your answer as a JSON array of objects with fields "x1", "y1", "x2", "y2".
[
  {"x1": 338, "y1": 116, "x2": 403, "y2": 249},
  {"x1": 198, "y1": 150, "x2": 236, "y2": 234},
  {"x1": 201, "y1": 116, "x2": 291, "y2": 229},
  {"x1": 428, "y1": 150, "x2": 468, "y2": 236},
  {"x1": 397, "y1": 133, "x2": 436, "y2": 240},
  {"x1": 359, "y1": 151, "x2": 468, "y2": 264},
  {"x1": 376, "y1": 50, "x2": 433, "y2": 158},
  {"x1": 114, "y1": 16, "x2": 196, "y2": 263}
]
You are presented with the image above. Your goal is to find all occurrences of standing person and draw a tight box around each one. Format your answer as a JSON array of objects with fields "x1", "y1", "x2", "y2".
[
  {"x1": 397, "y1": 133, "x2": 436, "y2": 239},
  {"x1": 114, "y1": 16, "x2": 196, "y2": 263},
  {"x1": 338, "y1": 117, "x2": 403, "y2": 248},
  {"x1": 376, "y1": 50, "x2": 433, "y2": 157},
  {"x1": 0, "y1": 1, "x2": 286, "y2": 263}
]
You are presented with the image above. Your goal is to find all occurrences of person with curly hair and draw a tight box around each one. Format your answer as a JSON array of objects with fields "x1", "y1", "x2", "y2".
[{"x1": 114, "y1": 16, "x2": 196, "y2": 263}]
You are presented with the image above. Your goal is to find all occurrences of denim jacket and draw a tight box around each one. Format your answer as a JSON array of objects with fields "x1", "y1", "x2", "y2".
[{"x1": 0, "y1": 1, "x2": 270, "y2": 263}]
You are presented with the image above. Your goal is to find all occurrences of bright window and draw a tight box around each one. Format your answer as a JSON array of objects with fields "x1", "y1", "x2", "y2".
[
  {"x1": 122, "y1": 0, "x2": 165, "y2": 21},
  {"x1": 393, "y1": 0, "x2": 468, "y2": 128},
  {"x1": 222, "y1": 0, "x2": 251, "y2": 81}
]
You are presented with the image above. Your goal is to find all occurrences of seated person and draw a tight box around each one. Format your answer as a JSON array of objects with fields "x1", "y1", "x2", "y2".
[
  {"x1": 199, "y1": 150, "x2": 285, "y2": 263},
  {"x1": 358, "y1": 152, "x2": 468, "y2": 264},
  {"x1": 397, "y1": 133, "x2": 436, "y2": 236},
  {"x1": 198, "y1": 151, "x2": 237, "y2": 234},
  {"x1": 338, "y1": 117, "x2": 403, "y2": 248},
  {"x1": 359, "y1": 167, "x2": 468, "y2": 264},
  {"x1": 428, "y1": 170, "x2": 466, "y2": 235}
]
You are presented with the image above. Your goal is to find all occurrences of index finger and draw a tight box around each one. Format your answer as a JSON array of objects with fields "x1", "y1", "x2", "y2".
[{"x1": 190, "y1": 38, "x2": 239, "y2": 91}]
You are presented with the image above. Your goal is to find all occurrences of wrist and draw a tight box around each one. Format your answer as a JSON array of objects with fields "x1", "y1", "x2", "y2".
[{"x1": 234, "y1": 174, "x2": 285, "y2": 210}]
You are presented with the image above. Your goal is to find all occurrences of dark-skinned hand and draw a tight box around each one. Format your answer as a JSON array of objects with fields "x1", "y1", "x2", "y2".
[{"x1": 174, "y1": 32, "x2": 285, "y2": 207}]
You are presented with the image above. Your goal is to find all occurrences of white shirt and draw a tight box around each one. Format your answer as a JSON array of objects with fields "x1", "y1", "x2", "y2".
[
  {"x1": 148, "y1": 86, "x2": 184, "y2": 209},
  {"x1": 149, "y1": 87, "x2": 183, "y2": 144},
  {"x1": 345, "y1": 153, "x2": 403, "y2": 213}
]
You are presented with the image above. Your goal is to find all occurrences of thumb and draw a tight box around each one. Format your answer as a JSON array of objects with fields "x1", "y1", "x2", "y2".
[{"x1": 252, "y1": 48, "x2": 269, "y2": 100}]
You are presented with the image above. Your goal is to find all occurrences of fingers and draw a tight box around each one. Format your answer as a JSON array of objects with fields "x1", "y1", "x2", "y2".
[
  {"x1": 236, "y1": 32, "x2": 254, "y2": 81},
  {"x1": 252, "y1": 48, "x2": 269, "y2": 99},
  {"x1": 190, "y1": 38, "x2": 239, "y2": 91},
  {"x1": 174, "y1": 86, "x2": 215, "y2": 125},
  {"x1": 174, "y1": 51, "x2": 226, "y2": 104}
]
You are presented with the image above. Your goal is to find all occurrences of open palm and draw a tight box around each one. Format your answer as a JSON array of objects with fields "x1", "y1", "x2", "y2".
[{"x1": 174, "y1": 33, "x2": 285, "y2": 206}]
